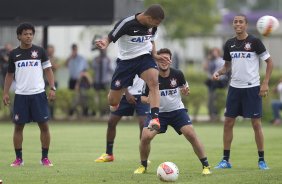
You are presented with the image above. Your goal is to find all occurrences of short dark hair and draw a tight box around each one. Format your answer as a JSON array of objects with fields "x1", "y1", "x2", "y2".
[
  {"x1": 16, "y1": 22, "x2": 35, "y2": 35},
  {"x1": 71, "y1": 43, "x2": 77, "y2": 50},
  {"x1": 157, "y1": 48, "x2": 172, "y2": 59},
  {"x1": 144, "y1": 4, "x2": 165, "y2": 20},
  {"x1": 234, "y1": 14, "x2": 248, "y2": 23}
]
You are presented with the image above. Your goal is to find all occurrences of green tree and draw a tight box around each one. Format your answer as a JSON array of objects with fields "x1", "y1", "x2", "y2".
[{"x1": 144, "y1": 0, "x2": 220, "y2": 39}]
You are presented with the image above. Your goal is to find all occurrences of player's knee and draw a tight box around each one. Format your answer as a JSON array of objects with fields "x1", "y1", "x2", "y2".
[
  {"x1": 14, "y1": 125, "x2": 24, "y2": 132},
  {"x1": 252, "y1": 122, "x2": 262, "y2": 131},
  {"x1": 108, "y1": 94, "x2": 119, "y2": 106},
  {"x1": 141, "y1": 133, "x2": 154, "y2": 143},
  {"x1": 107, "y1": 121, "x2": 117, "y2": 129}
]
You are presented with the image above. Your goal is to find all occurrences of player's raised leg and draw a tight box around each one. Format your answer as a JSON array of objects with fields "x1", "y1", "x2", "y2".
[
  {"x1": 11, "y1": 124, "x2": 25, "y2": 167},
  {"x1": 181, "y1": 125, "x2": 211, "y2": 175},
  {"x1": 141, "y1": 68, "x2": 160, "y2": 131},
  {"x1": 134, "y1": 128, "x2": 158, "y2": 174}
]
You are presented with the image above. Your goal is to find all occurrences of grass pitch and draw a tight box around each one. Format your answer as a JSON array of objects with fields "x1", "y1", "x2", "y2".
[{"x1": 0, "y1": 121, "x2": 281, "y2": 184}]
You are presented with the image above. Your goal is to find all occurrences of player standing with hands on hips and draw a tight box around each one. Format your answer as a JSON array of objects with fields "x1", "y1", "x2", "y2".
[
  {"x1": 95, "y1": 4, "x2": 171, "y2": 131},
  {"x1": 2, "y1": 22, "x2": 56, "y2": 167},
  {"x1": 213, "y1": 14, "x2": 273, "y2": 170}
]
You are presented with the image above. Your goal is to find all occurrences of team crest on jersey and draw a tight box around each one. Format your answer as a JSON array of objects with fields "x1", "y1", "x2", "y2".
[
  {"x1": 244, "y1": 42, "x2": 252, "y2": 51},
  {"x1": 114, "y1": 80, "x2": 121, "y2": 87},
  {"x1": 14, "y1": 114, "x2": 19, "y2": 121},
  {"x1": 147, "y1": 28, "x2": 153, "y2": 34},
  {"x1": 31, "y1": 50, "x2": 38, "y2": 58},
  {"x1": 170, "y1": 78, "x2": 177, "y2": 87}
]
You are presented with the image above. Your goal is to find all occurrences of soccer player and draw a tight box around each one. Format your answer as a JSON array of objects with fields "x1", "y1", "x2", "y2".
[
  {"x1": 95, "y1": 4, "x2": 171, "y2": 131},
  {"x1": 2, "y1": 22, "x2": 56, "y2": 167},
  {"x1": 213, "y1": 14, "x2": 273, "y2": 170},
  {"x1": 95, "y1": 75, "x2": 150, "y2": 162},
  {"x1": 134, "y1": 48, "x2": 211, "y2": 175}
]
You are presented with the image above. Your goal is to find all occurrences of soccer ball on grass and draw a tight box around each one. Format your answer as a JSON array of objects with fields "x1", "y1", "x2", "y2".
[{"x1": 157, "y1": 162, "x2": 179, "y2": 182}]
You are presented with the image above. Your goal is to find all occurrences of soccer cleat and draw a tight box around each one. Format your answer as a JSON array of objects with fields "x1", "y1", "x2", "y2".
[
  {"x1": 10, "y1": 158, "x2": 24, "y2": 167},
  {"x1": 258, "y1": 161, "x2": 270, "y2": 170},
  {"x1": 148, "y1": 118, "x2": 160, "y2": 131},
  {"x1": 41, "y1": 158, "x2": 53, "y2": 167},
  {"x1": 214, "y1": 160, "x2": 232, "y2": 169},
  {"x1": 95, "y1": 153, "x2": 114, "y2": 163},
  {"x1": 134, "y1": 165, "x2": 146, "y2": 174},
  {"x1": 202, "y1": 166, "x2": 212, "y2": 175},
  {"x1": 110, "y1": 104, "x2": 119, "y2": 112}
]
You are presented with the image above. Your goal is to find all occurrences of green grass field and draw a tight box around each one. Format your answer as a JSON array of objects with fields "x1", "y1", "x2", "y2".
[{"x1": 0, "y1": 121, "x2": 281, "y2": 184}]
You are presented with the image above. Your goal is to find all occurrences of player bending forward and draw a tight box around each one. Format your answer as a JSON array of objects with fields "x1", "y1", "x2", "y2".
[{"x1": 134, "y1": 48, "x2": 211, "y2": 175}]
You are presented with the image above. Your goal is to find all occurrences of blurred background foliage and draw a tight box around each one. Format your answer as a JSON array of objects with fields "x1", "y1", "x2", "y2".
[{"x1": 144, "y1": 0, "x2": 220, "y2": 39}]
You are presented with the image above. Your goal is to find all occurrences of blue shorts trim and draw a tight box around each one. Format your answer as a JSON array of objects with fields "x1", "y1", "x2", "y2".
[
  {"x1": 111, "y1": 95, "x2": 150, "y2": 116},
  {"x1": 111, "y1": 54, "x2": 158, "y2": 90},
  {"x1": 145, "y1": 109, "x2": 192, "y2": 135},
  {"x1": 225, "y1": 86, "x2": 262, "y2": 118},
  {"x1": 13, "y1": 92, "x2": 50, "y2": 124}
]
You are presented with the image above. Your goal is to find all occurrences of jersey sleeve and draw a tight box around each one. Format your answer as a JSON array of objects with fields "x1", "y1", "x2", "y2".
[
  {"x1": 7, "y1": 50, "x2": 15, "y2": 73},
  {"x1": 41, "y1": 48, "x2": 52, "y2": 69},
  {"x1": 177, "y1": 70, "x2": 187, "y2": 86},
  {"x1": 150, "y1": 27, "x2": 158, "y2": 42},
  {"x1": 254, "y1": 38, "x2": 270, "y2": 61},
  {"x1": 223, "y1": 40, "x2": 231, "y2": 62},
  {"x1": 108, "y1": 19, "x2": 128, "y2": 43}
]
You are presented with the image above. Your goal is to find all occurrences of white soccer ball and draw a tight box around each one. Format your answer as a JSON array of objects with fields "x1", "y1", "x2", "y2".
[
  {"x1": 256, "y1": 15, "x2": 279, "y2": 36},
  {"x1": 157, "y1": 162, "x2": 179, "y2": 182}
]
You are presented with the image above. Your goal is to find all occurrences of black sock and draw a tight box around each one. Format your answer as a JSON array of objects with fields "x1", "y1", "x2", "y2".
[
  {"x1": 223, "y1": 150, "x2": 230, "y2": 162},
  {"x1": 141, "y1": 160, "x2": 147, "y2": 168},
  {"x1": 200, "y1": 157, "x2": 209, "y2": 168},
  {"x1": 15, "y1": 148, "x2": 22, "y2": 159},
  {"x1": 258, "y1": 151, "x2": 264, "y2": 162},
  {"x1": 106, "y1": 141, "x2": 114, "y2": 155},
  {"x1": 42, "y1": 147, "x2": 49, "y2": 159},
  {"x1": 151, "y1": 107, "x2": 159, "y2": 119}
]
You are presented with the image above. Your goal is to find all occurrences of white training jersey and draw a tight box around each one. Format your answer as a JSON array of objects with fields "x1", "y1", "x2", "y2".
[
  {"x1": 223, "y1": 35, "x2": 270, "y2": 88},
  {"x1": 8, "y1": 45, "x2": 51, "y2": 95},
  {"x1": 127, "y1": 75, "x2": 145, "y2": 95},
  {"x1": 143, "y1": 68, "x2": 187, "y2": 112},
  {"x1": 108, "y1": 13, "x2": 158, "y2": 60}
]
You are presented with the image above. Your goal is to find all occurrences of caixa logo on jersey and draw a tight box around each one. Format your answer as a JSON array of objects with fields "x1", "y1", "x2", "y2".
[
  {"x1": 231, "y1": 52, "x2": 251, "y2": 59},
  {"x1": 17, "y1": 61, "x2": 39, "y2": 67},
  {"x1": 131, "y1": 35, "x2": 152, "y2": 43},
  {"x1": 160, "y1": 89, "x2": 177, "y2": 96}
]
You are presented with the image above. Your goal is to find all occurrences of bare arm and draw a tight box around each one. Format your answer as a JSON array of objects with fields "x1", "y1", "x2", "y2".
[
  {"x1": 212, "y1": 61, "x2": 231, "y2": 80},
  {"x1": 44, "y1": 67, "x2": 56, "y2": 101},
  {"x1": 95, "y1": 37, "x2": 111, "y2": 50},
  {"x1": 151, "y1": 41, "x2": 171, "y2": 64},
  {"x1": 2, "y1": 73, "x2": 14, "y2": 105},
  {"x1": 259, "y1": 57, "x2": 273, "y2": 97}
]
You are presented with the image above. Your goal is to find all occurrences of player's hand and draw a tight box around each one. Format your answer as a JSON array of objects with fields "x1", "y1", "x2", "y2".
[
  {"x1": 212, "y1": 71, "x2": 220, "y2": 80},
  {"x1": 180, "y1": 85, "x2": 190, "y2": 96},
  {"x1": 125, "y1": 93, "x2": 137, "y2": 104},
  {"x1": 48, "y1": 90, "x2": 56, "y2": 101},
  {"x1": 259, "y1": 82, "x2": 269, "y2": 97},
  {"x1": 2, "y1": 94, "x2": 10, "y2": 106},
  {"x1": 154, "y1": 54, "x2": 172, "y2": 65},
  {"x1": 95, "y1": 38, "x2": 109, "y2": 50}
]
